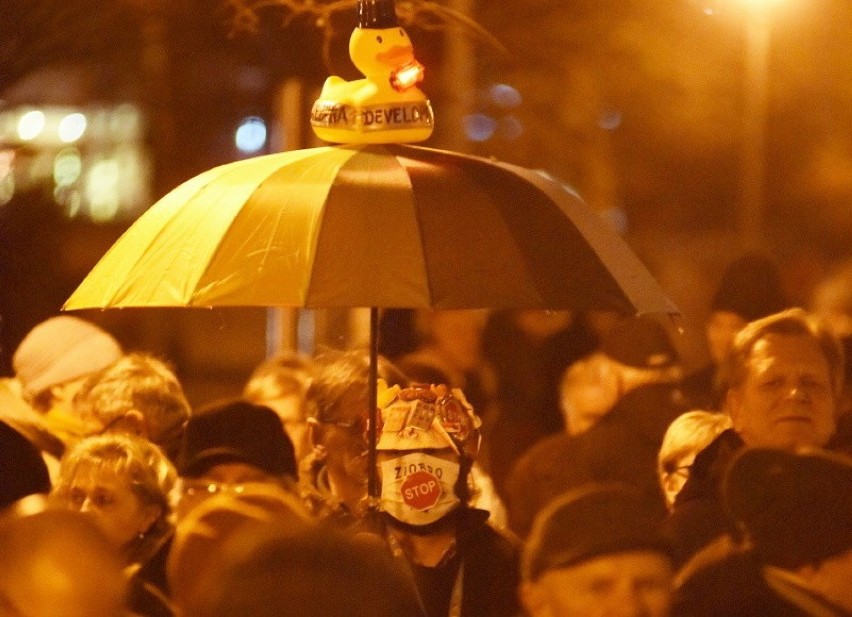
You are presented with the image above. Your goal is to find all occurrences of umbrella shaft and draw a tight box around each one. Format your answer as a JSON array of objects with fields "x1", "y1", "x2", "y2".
[{"x1": 367, "y1": 307, "x2": 379, "y2": 499}]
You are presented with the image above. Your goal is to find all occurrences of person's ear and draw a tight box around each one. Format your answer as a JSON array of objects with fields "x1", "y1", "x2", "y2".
[{"x1": 121, "y1": 410, "x2": 149, "y2": 438}]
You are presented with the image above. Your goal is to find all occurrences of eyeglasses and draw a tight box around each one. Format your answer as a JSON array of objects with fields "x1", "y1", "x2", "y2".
[
  {"x1": 179, "y1": 480, "x2": 269, "y2": 499},
  {"x1": 661, "y1": 462, "x2": 692, "y2": 478},
  {"x1": 309, "y1": 416, "x2": 370, "y2": 439}
]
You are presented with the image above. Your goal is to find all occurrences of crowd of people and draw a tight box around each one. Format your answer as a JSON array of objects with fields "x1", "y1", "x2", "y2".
[{"x1": 2, "y1": 253, "x2": 852, "y2": 617}]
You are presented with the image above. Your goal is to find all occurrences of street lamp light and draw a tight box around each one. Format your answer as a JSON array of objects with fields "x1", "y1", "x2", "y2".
[{"x1": 739, "y1": 0, "x2": 782, "y2": 249}]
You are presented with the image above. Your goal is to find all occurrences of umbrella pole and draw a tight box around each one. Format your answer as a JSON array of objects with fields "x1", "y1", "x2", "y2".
[{"x1": 367, "y1": 306, "x2": 379, "y2": 500}]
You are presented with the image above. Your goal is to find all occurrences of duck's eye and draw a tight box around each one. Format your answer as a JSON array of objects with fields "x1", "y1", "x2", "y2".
[{"x1": 376, "y1": 35, "x2": 383, "y2": 44}]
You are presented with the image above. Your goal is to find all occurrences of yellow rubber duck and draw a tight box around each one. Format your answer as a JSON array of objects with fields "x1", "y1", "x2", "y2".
[{"x1": 310, "y1": 0, "x2": 434, "y2": 144}]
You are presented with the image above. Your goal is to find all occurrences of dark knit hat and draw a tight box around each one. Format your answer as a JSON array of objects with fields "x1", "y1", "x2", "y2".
[
  {"x1": 724, "y1": 448, "x2": 852, "y2": 569},
  {"x1": 358, "y1": 0, "x2": 398, "y2": 28},
  {"x1": 178, "y1": 400, "x2": 297, "y2": 480},
  {"x1": 600, "y1": 315, "x2": 679, "y2": 370},
  {"x1": 522, "y1": 484, "x2": 675, "y2": 582},
  {"x1": 0, "y1": 420, "x2": 51, "y2": 510},
  {"x1": 711, "y1": 254, "x2": 788, "y2": 321}
]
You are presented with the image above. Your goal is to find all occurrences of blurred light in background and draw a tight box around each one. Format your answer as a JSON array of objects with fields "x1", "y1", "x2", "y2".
[
  {"x1": 741, "y1": 0, "x2": 783, "y2": 7},
  {"x1": 235, "y1": 116, "x2": 267, "y2": 154},
  {"x1": 53, "y1": 148, "x2": 82, "y2": 186},
  {"x1": 16, "y1": 110, "x2": 45, "y2": 141},
  {"x1": 488, "y1": 83, "x2": 522, "y2": 109},
  {"x1": 58, "y1": 113, "x2": 87, "y2": 143},
  {"x1": 110, "y1": 104, "x2": 144, "y2": 139},
  {"x1": 462, "y1": 113, "x2": 496, "y2": 142},
  {"x1": 0, "y1": 104, "x2": 151, "y2": 220},
  {"x1": 598, "y1": 110, "x2": 623, "y2": 131},
  {"x1": 85, "y1": 159, "x2": 121, "y2": 222},
  {"x1": 0, "y1": 150, "x2": 14, "y2": 207}
]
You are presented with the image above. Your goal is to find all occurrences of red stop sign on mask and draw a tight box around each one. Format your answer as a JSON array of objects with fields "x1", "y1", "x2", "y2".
[{"x1": 401, "y1": 470, "x2": 443, "y2": 510}]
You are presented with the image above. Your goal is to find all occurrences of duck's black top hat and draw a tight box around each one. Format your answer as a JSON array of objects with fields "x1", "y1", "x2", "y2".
[{"x1": 359, "y1": 0, "x2": 399, "y2": 28}]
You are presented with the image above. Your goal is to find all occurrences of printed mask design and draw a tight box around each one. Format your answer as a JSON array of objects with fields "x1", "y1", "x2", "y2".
[{"x1": 380, "y1": 451, "x2": 460, "y2": 526}]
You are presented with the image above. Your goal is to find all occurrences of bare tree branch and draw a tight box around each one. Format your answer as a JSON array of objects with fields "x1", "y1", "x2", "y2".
[{"x1": 224, "y1": 0, "x2": 507, "y2": 69}]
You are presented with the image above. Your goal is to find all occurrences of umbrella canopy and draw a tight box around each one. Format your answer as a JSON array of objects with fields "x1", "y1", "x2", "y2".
[{"x1": 65, "y1": 143, "x2": 676, "y2": 315}]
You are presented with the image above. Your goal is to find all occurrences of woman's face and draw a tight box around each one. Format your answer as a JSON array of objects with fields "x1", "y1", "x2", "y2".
[{"x1": 63, "y1": 463, "x2": 159, "y2": 549}]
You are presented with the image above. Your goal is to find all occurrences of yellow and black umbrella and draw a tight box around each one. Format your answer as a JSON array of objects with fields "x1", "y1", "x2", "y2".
[{"x1": 65, "y1": 143, "x2": 675, "y2": 315}]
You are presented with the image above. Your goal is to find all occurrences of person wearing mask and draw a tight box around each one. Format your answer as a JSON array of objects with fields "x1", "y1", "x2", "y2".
[{"x1": 373, "y1": 381, "x2": 520, "y2": 617}]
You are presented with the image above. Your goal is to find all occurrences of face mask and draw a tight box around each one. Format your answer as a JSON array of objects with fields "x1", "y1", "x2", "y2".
[{"x1": 380, "y1": 452, "x2": 460, "y2": 526}]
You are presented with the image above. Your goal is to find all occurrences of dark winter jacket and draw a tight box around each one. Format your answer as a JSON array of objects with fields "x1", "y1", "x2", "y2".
[
  {"x1": 504, "y1": 382, "x2": 687, "y2": 538},
  {"x1": 663, "y1": 429, "x2": 745, "y2": 565},
  {"x1": 672, "y1": 548, "x2": 852, "y2": 617},
  {"x1": 573, "y1": 382, "x2": 689, "y2": 516},
  {"x1": 386, "y1": 508, "x2": 521, "y2": 617}
]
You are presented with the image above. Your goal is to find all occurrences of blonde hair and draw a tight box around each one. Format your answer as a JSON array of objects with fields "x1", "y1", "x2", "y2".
[
  {"x1": 244, "y1": 352, "x2": 314, "y2": 418},
  {"x1": 721, "y1": 308, "x2": 845, "y2": 399},
  {"x1": 53, "y1": 433, "x2": 176, "y2": 562},
  {"x1": 73, "y1": 352, "x2": 190, "y2": 453},
  {"x1": 658, "y1": 410, "x2": 732, "y2": 478}
]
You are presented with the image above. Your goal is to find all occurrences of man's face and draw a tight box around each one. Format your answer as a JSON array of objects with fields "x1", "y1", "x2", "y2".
[
  {"x1": 727, "y1": 333, "x2": 836, "y2": 450},
  {"x1": 522, "y1": 551, "x2": 674, "y2": 617}
]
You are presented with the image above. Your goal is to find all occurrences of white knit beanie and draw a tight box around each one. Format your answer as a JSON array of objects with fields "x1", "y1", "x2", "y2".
[{"x1": 12, "y1": 316, "x2": 123, "y2": 398}]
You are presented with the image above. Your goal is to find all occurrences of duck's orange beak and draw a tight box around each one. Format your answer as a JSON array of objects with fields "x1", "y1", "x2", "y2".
[{"x1": 376, "y1": 44, "x2": 414, "y2": 68}]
